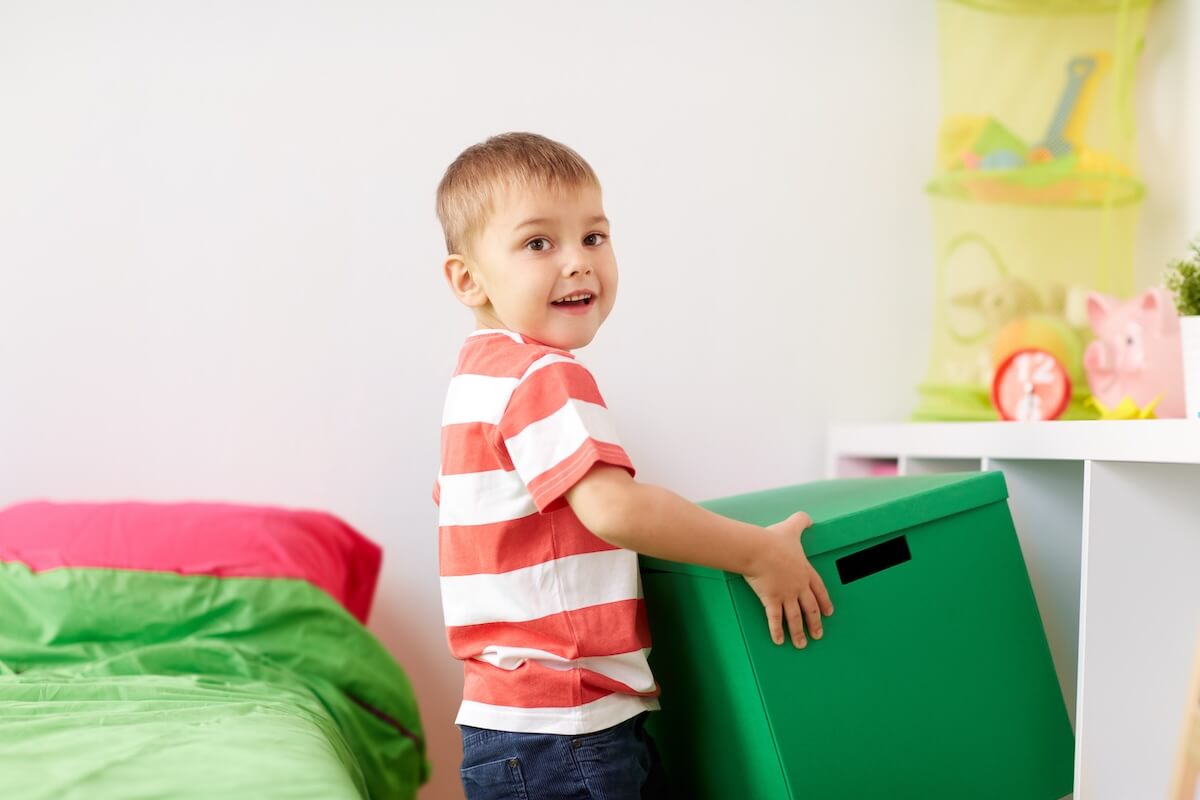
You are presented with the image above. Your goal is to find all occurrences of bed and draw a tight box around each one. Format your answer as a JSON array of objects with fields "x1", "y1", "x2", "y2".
[{"x1": 0, "y1": 501, "x2": 429, "y2": 799}]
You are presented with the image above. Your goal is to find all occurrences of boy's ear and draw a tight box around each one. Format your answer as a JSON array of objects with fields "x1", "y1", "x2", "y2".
[{"x1": 443, "y1": 254, "x2": 489, "y2": 308}]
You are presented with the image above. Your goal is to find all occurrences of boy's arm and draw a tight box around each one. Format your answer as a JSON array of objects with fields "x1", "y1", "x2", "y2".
[{"x1": 565, "y1": 464, "x2": 834, "y2": 649}]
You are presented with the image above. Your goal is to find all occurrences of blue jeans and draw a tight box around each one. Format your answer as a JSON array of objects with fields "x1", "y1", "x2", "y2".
[{"x1": 458, "y1": 712, "x2": 671, "y2": 799}]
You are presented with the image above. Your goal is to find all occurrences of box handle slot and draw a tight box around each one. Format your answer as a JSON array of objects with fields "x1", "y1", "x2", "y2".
[{"x1": 836, "y1": 535, "x2": 911, "y2": 585}]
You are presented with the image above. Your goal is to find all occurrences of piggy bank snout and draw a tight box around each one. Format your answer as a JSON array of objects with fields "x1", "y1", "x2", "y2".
[{"x1": 1084, "y1": 340, "x2": 1111, "y2": 373}]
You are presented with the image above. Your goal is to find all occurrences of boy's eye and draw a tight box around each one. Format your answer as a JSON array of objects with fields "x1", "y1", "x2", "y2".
[
  {"x1": 526, "y1": 237, "x2": 551, "y2": 252},
  {"x1": 584, "y1": 233, "x2": 607, "y2": 246}
]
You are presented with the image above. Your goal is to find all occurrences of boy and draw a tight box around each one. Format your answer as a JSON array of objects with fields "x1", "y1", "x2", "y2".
[{"x1": 435, "y1": 132, "x2": 833, "y2": 799}]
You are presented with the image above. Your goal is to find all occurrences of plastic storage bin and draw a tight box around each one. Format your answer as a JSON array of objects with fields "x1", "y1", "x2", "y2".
[{"x1": 640, "y1": 471, "x2": 1073, "y2": 799}]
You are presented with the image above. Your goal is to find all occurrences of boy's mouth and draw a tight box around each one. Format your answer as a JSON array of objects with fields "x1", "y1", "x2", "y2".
[{"x1": 550, "y1": 292, "x2": 594, "y2": 308}]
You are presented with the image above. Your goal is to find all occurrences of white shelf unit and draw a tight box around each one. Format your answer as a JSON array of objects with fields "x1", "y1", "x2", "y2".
[{"x1": 827, "y1": 421, "x2": 1200, "y2": 800}]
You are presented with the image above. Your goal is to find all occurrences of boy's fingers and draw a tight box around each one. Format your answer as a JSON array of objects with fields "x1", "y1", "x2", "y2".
[
  {"x1": 801, "y1": 589, "x2": 823, "y2": 641},
  {"x1": 764, "y1": 604, "x2": 784, "y2": 646},
  {"x1": 784, "y1": 599, "x2": 807, "y2": 649},
  {"x1": 812, "y1": 572, "x2": 835, "y2": 616}
]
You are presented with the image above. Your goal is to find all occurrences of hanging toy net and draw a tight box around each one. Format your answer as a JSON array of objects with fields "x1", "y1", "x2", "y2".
[{"x1": 915, "y1": 0, "x2": 1151, "y2": 420}]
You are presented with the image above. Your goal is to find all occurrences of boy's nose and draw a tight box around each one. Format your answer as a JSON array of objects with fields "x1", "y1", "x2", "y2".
[{"x1": 562, "y1": 259, "x2": 593, "y2": 277}]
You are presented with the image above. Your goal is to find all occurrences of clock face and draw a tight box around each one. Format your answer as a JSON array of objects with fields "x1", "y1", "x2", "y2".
[{"x1": 991, "y1": 348, "x2": 1072, "y2": 421}]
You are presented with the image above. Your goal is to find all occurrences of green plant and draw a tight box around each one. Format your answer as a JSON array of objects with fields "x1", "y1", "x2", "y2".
[{"x1": 1165, "y1": 239, "x2": 1200, "y2": 317}]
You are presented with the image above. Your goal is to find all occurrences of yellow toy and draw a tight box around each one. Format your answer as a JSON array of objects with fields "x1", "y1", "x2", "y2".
[{"x1": 1088, "y1": 395, "x2": 1161, "y2": 420}]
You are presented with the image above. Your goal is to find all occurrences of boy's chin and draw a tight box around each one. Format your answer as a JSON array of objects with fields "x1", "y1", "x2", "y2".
[
  {"x1": 533, "y1": 326, "x2": 598, "y2": 351},
  {"x1": 543, "y1": 334, "x2": 594, "y2": 351},
  {"x1": 476, "y1": 312, "x2": 601, "y2": 351}
]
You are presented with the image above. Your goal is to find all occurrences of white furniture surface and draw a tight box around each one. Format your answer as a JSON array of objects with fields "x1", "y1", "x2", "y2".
[{"x1": 827, "y1": 421, "x2": 1200, "y2": 800}]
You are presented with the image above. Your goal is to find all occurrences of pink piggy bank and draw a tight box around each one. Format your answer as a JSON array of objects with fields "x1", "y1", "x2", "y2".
[{"x1": 1084, "y1": 288, "x2": 1185, "y2": 418}]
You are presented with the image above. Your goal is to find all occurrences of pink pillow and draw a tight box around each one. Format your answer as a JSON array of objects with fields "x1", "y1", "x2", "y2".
[{"x1": 0, "y1": 501, "x2": 382, "y2": 623}]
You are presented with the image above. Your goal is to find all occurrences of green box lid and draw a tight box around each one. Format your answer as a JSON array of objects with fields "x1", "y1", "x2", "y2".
[{"x1": 640, "y1": 471, "x2": 1008, "y2": 580}]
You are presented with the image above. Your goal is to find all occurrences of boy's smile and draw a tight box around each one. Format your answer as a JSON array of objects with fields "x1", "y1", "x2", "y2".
[
  {"x1": 446, "y1": 182, "x2": 617, "y2": 351},
  {"x1": 550, "y1": 291, "x2": 596, "y2": 315}
]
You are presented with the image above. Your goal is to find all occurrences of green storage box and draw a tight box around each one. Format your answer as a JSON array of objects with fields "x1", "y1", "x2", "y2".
[{"x1": 640, "y1": 472, "x2": 1073, "y2": 800}]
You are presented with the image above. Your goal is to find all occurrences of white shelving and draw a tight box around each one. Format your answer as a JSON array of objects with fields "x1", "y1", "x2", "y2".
[{"x1": 827, "y1": 421, "x2": 1200, "y2": 800}]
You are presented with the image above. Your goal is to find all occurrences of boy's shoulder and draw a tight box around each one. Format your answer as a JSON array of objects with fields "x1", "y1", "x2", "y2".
[{"x1": 456, "y1": 330, "x2": 578, "y2": 380}]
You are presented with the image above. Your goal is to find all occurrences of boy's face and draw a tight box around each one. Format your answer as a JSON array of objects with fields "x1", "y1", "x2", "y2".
[{"x1": 450, "y1": 182, "x2": 616, "y2": 351}]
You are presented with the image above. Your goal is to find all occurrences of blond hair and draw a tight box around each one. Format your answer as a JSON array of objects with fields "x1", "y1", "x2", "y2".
[{"x1": 436, "y1": 132, "x2": 599, "y2": 254}]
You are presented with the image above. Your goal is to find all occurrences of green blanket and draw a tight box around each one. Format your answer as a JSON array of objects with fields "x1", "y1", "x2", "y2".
[{"x1": 0, "y1": 561, "x2": 430, "y2": 799}]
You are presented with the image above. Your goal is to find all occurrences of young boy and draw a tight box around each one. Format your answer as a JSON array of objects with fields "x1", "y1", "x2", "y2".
[{"x1": 435, "y1": 132, "x2": 833, "y2": 800}]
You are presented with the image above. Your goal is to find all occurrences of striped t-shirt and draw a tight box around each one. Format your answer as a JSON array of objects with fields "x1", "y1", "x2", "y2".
[{"x1": 434, "y1": 328, "x2": 660, "y2": 735}]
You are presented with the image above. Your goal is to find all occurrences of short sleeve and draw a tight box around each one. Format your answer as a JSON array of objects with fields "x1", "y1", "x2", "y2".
[{"x1": 498, "y1": 354, "x2": 635, "y2": 512}]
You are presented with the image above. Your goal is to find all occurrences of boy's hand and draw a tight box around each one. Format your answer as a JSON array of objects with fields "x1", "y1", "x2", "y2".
[{"x1": 744, "y1": 512, "x2": 834, "y2": 649}]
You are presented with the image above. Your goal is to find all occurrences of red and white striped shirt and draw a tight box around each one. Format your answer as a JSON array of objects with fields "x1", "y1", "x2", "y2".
[{"x1": 434, "y1": 329, "x2": 660, "y2": 734}]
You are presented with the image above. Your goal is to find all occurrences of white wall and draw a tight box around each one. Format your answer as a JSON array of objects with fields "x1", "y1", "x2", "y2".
[
  {"x1": 0, "y1": 2, "x2": 1192, "y2": 798},
  {"x1": 1136, "y1": 0, "x2": 1200, "y2": 288}
]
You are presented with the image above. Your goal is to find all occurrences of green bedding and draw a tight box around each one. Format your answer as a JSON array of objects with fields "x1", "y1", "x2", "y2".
[{"x1": 0, "y1": 561, "x2": 430, "y2": 799}]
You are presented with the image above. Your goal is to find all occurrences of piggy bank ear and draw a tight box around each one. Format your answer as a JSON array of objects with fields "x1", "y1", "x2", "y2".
[
  {"x1": 1139, "y1": 287, "x2": 1177, "y2": 334},
  {"x1": 1086, "y1": 292, "x2": 1114, "y2": 331}
]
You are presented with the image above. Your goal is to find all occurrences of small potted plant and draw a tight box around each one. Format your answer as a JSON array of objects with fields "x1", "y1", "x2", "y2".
[{"x1": 1165, "y1": 240, "x2": 1200, "y2": 420}]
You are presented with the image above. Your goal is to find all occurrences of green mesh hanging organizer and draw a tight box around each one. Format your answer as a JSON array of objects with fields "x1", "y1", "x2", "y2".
[{"x1": 915, "y1": 0, "x2": 1152, "y2": 421}]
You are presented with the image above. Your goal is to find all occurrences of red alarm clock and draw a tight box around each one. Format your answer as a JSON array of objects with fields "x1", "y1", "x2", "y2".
[{"x1": 991, "y1": 348, "x2": 1072, "y2": 421}]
